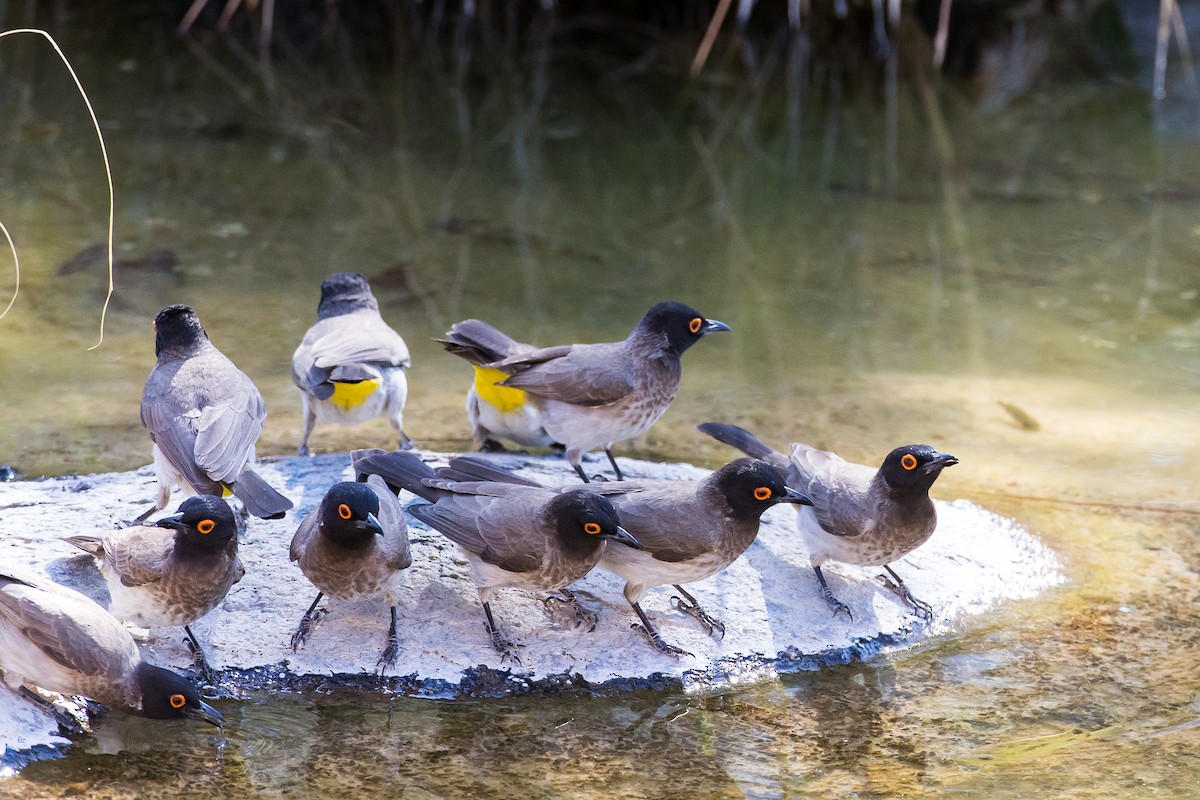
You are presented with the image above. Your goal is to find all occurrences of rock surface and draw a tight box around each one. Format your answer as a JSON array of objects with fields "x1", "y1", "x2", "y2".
[{"x1": 0, "y1": 451, "x2": 1063, "y2": 762}]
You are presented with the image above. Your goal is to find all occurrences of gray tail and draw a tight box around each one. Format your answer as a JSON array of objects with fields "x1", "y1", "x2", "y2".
[
  {"x1": 697, "y1": 422, "x2": 781, "y2": 461},
  {"x1": 227, "y1": 470, "x2": 293, "y2": 519},
  {"x1": 435, "y1": 456, "x2": 545, "y2": 488},
  {"x1": 63, "y1": 536, "x2": 104, "y2": 557},
  {"x1": 435, "y1": 319, "x2": 524, "y2": 366},
  {"x1": 351, "y1": 448, "x2": 441, "y2": 502}
]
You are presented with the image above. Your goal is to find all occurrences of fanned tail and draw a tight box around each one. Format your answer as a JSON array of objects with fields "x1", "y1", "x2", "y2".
[
  {"x1": 436, "y1": 319, "x2": 525, "y2": 366},
  {"x1": 227, "y1": 469, "x2": 293, "y2": 519}
]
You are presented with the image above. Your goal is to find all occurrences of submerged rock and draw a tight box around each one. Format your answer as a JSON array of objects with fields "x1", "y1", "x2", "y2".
[{"x1": 0, "y1": 451, "x2": 1063, "y2": 760}]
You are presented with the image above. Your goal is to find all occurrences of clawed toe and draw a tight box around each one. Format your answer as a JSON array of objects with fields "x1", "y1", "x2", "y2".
[
  {"x1": 631, "y1": 623, "x2": 692, "y2": 658},
  {"x1": 290, "y1": 609, "x2": 325, "y2": 652},
  {"x1": 670, "y1": 594, "x2": 725, "y2": 640}
]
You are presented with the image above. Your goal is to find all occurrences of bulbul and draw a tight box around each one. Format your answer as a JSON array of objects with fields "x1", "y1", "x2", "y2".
[
  {"x1": 140, "y1": 304, "x2": 293, "y2": 520},
  {"x1": 593, "y1": 458, "x2": 811, "y2": 656},
  {"x1": 0, "y1": 568, "x2": 224, "y2": 729},
  {"x1": 436, "y1": 319, "x2": 557, "y2": 451},
  {"x1": 65, "y1": 494, "x2": 243, "y2": 685},
  {"x1": 292, "y1": 272, "x2": 413, "y2": 456},
  {"x1": 350, "y1": 449, "x2": 639, "y2": 663},
  {"x1": 476, "y1": 301, "x2": 729, "y2": 482},
  {"x1": 288, "y1": 477, "x2": 412, "y2": 673},
  {"x1": 699, "y1": 422, "x2": 959, "y2": 620}
]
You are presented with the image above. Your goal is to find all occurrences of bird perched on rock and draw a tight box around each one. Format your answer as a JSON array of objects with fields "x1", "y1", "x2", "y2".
[
  {"x1": 699, "y1": 422, "x2": 958, "y2": 620},
  {"x1": 65, "y1": 495, "x2": 243, "y2": 685},
  {"x1": 288, "y1": 477, "x2": 412, "y2": 673},
  {"x1": 436, "y1": 319, "x2": 558, "y2": 452},
  {"x1": 292, "y1": 272, "x2": 414, "y2": 456},
  {"x1": 350, "y1": 449, "x2": 639, "y2": 663},
  {"x1": 471, "y1": 301, "x2": 730, "y2": 482},
  {"x1": 0, "y1": 568, "x2": 224, "y2": 730},
  {"x1": 140, "y1": 304, "x2": 293, "y2": 521}
]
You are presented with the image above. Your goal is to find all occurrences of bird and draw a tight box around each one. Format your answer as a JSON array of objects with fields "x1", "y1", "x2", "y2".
[
  {"x1": 292, "y1": 272, "x2": 413, "y2": 456},
  {"x1": 436, "y1": 319, "x2": 558, "y2": 452},
  {"x1": 350, "y1": 449, "x2": 640, "y2": 663},
  {"x1": 64, "y1": 494, "x2": 244, "y2": 686},
  {"x1": 0, "y1": 568, "x2": 224, "y2": 730},
  {"x1": 592, "y1": 458, "x2": 812, "y2": 656},
  {"x1": 288, "y1": 476, "x2": 412, "y2": 673},
  {"x1": 698, "y1": 422, "x2": 959, "y2": 620},
  {"x1": 472, "y1": 301, "x2": 730, "y2": 483},
  {"x1": 139, "y1": 304, "x2": 293, "y2": 521}
]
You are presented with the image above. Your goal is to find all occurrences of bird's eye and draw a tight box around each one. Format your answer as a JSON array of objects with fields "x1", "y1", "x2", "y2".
[
  {"x1": 584, "y1": 522, "x2": 602, "y2": 535},
  {"x1": 338, "y1": 503, "x2": 353, "y2": 520},
  {"x1": 688, "y1": 317, "x2": 703, "y2": 334},
  {"x1": 196, "y1": 519, "x2": 215, "y2": 535},
  {"x1": 169, "y1": 693, "x2": 186, "y2": 709},
  {"x1": 753, "y1": 486, "x2": 772, "y2": 501},
  {"x1": 901, "y1": 454, "x2": 918, "y2": 471}
]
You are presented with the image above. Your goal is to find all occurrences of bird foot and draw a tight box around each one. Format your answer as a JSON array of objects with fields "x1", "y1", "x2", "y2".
[
  {"x1": 486, "y1": 627, "x2": 524, "y2": 665},
  {"x1": 820, "y1": 588, "x2": 854, "y2": 620},
  {"x1": 670, "y1": 594, "x2": 725, "y2": 640},
  {"x1": 184, "y1": 637, "x2": 220, "y2": 687},
  {"x1": 543, "y1": 593, "x2": 598, "y2": 633},
  {"x1": 631, "y1": 623, "x2": 692, "y2": 658},
  {"x1": 397, "y1": 432, "x2": 416, "y2": 451},
  {"x1": 298, "y1": 444, "x2": 311, "y2": 457},
  {"x1": 479, "y1": 439, "x2": 510, "y2": 453},
  {"x1": 876, "y1": 574, "x2": 934, "y2": 621},
  {"x1": 376, "y1": 636, "x2": 400, "y2": 675},
  {"x1": 289, "y1": 608, "x2": 327, "y2": 652}
]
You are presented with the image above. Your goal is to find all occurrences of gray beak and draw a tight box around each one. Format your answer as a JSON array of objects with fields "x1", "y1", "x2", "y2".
[
  {"x1": 777, "y1": 486, "x2": 814, "y2": 506},
  {"x1": 925, "y1": 454, "x2": 959, "y2": 474},
  {"x1": 366, "y1": 512, "x2": 385, "y2": 536},
  {"x1": 602, "y1": 525, "x2": 642, "y2": 550},
  {"x1": 701, "y1": 319, "x2": 731, "y2": 335},
  {"x1": 154, "y1": 513, "x2": 187, "y2": 531},
  {"x1": 185, "y1": 698, "x2": 225, "y2": 729}
]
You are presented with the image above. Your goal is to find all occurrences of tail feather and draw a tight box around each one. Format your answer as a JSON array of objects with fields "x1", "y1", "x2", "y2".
[
  {"x1": 63, "y1": 535, "x2": 104, "y2": 557},
  {"x1": 227, "y1": 469, "x2": 293, "y2": 519},
  {"x1": 351, "y1": 448, "x2": 442, "y2": 502},
  {"x1": 435, "y1": 456, "x2": 544, "y2": 488},
  {"x1": 436, "y1": 319, "x2": 526, "y2": 366},
  {"x1": 697, "y1": 422, "x2": 789, "y2": 471}
]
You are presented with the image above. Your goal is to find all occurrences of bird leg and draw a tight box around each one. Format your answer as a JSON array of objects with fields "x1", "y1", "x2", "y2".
[
  {"x1": 877, "y1": 565, "x2": 934, "y2": 621},
  {"x1": 290, "y1": 592, "x2": 326, "y2": 652},
  {"x1": 670, "y1": 585, "x2": 725, "y2": 639},
  {"x1": 298, "y1": 404, "x2": 316, "y2": 456},
  {"x1": 19, "y1": 686, "x2": 92, "y2": 736},
  {"x1": 813, "y1": 566, "x2": 854, "y2": 620},
  {"x1": 397, "y1": 430, "x2": 415, "y2": 451},
  {"x1": 479, "y1": 438, "x2": 510, "y2": 453},
  {"x1": 482, "y1": 601, "x2": 523, "y2": 665},
  {"x1": 573, "y1": 464, "x2": 592, "y2": 483},
  {"x1": 542, "y1": 588, "x2": 598, "y2": 632},
  {"x1": 376, "y1": 606, "x2": 401, "y2": 674},
  {"x1": 604, "y1": 448, "x2": 625, "y2": 481},
  {"x1": 630, "y1": 602, "x2": 692, "y2": 657},
  {"x1": 183, "y1": 625, "x2": 219, "y2": 687}
]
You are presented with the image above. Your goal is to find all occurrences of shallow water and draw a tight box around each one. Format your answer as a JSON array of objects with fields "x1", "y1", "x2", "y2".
[{"x1": 2, "y1": 6, "x2": 1200, "y2": 798}]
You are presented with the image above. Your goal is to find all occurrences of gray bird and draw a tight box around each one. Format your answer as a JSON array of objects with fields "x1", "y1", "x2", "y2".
[
  {"x1": 288, "y1": 476, "x2": 412, "y2": 673},
  {"x1": 699, "y1": 422, "x2": 959, "y2": 620},
  {"x1": 350, "y1": 449, "x2": 640, "y2": 663},
  {"x1": 478, "y1": 301, "x2": 730, "y2": 482},
  {"x1": 292, "y1": 272, "x2": 413, "y2": 456},
  {"x1": 436, "y1": 319, "x2": 558, "y2": 451},
  {"x1": 65, "y1": 494, "x2": 244, "y2": 685},
  {"x1": 0, "y1": 568, "x2": 224, "y2": 730},
  {"x1": 140, "y1": 304, "x2": 293, "y2": 520}
]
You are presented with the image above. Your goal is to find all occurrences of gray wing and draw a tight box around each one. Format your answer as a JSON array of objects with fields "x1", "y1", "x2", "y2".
[
  {"x1": 608, "y1": 482, "x2": 714, "y2": 562},
  {"x1": 98, "y1": 527, "x2": 174, "y2": 587},
  {"x1": 789, "y1": 443, "x2": 877, "y2": 537},
  {"x1": 409, "y1": 488, "x2": 550, "y2": 573},
  {"x1": 495, "y1": 342, "x2": 634, "y2": 407},
  {"x1": 289, "y1": 506, "x2": 322, "y2": 563},
  {"x1": 293, "y1": 313, "x2": 410, "y2": 400},
  {"x1": 367, "y1": 474, "x2": 412, "y2": 571}
]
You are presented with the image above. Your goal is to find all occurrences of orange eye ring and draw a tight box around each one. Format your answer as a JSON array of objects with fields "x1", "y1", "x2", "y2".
[
  {"x1": 753, "y1": 486, "x2": 772, "y2": 501},
  {"x1": 583, "y1": 522, "x2": 602, "y2": 535},
  {"x1": 688, "y1": 317, "x2": 703, "y2": 334},
  {"x1": 169, "y1": 693, "x2": 187, "y2": 709},
  {"x1": 196, "y1": 519, "x2": 215, "y2": 535},
  {"x1": 338, "y1": 503, "x2": 353, "y2": 520},
  {"x1": 901, "y1": 454, "x2": 918, "y2": 471}
]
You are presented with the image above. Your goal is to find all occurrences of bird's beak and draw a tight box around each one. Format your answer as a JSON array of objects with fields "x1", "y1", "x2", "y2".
[
  {"x1": 701, "y1": 319, "x2": 731, "y2": 335},
  {"x1": 602, "y1": 525, "x2": 642, "y2": 550},
  {"x1": 154, "y1": 513, "x2": 187, "y2": 531},
  {"x1": 777, "y1": 487, "x2": 814, "y2": 506},
  {"x1": 185, "y1": 699, "x2": 225, "y2": 729},
  {"x1": 366, "y1": 512, "x2": 385, "y2": 536},
  {"x1": 925, "y1": 454, "x2": 959, "y2": 474}
]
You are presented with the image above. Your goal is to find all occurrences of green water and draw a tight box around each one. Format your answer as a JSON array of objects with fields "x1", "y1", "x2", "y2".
[{"x1": 3, "y1": 7, "x2": 1200, "y2": 798}]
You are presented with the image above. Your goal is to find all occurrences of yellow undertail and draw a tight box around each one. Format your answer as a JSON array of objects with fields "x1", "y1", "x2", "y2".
[
  {"x1": 473, "y1": 366, "x2": 527, "y2": 413},
  {"x1": 329, "y1": 378, "x2": 381, "y2": 410}
]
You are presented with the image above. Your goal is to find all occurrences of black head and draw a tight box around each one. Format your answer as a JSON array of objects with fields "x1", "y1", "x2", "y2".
[
  {"x1": 547, "y1": 489, "x2": 639, "y2": 556},
  {"x1": 877, "y1": 445, "x2": 959, "y2": 495},
  {"x1": 133, "y1": 662, "x2": 224, "y2": 727},
  {"x1": 153, "y1": 304, "x2": 208, "y2": 358},
  {"x1": 316, "y1": 271, "x2": 379, "y2": 320},
  {"x1": 319, "y1": 481, "x2": 384, "y2": 545},
  {"x1": 156, "y1": 495, "x2": 238, "y2": 552},
  {"x1": 710, "y1": 458, "x2": 813, "y2": 519},
  {"x1": 634, "y1": 301, "x2": 731, "y2": 356}
]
